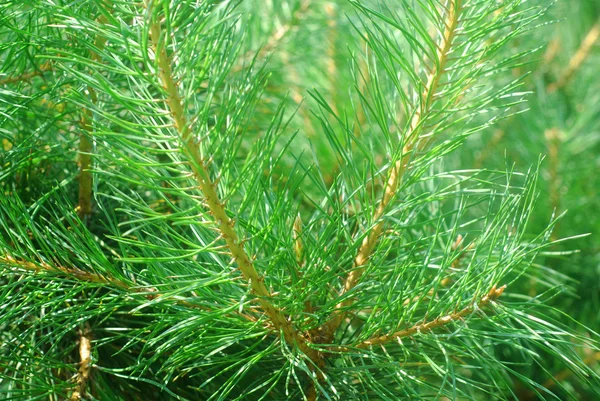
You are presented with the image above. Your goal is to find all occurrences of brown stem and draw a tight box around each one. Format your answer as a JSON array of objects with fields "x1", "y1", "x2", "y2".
[
  {"x1": 351, "y1": 284, "x2": 505, "y2": 349},
  {"x1": 0, "y1": 62, "x2": 53, "y2": 86},
  {"x1": 69, "y1": 326, "x2": 92, "y2": 401},
  {"x1": 324, "y1": 0, "x2": 463, "y2": 340},
  {"x1": 145, "y1": 2, "x2": 321, "y2": 365},
  {"x1": 548, "y1": 20, "x2": 600, "y2": 93}
]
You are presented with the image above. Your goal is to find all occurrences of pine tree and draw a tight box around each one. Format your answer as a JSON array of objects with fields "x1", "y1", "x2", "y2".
[{"x1": 1, "y1": 1, "x2": 598, "y2": 400}]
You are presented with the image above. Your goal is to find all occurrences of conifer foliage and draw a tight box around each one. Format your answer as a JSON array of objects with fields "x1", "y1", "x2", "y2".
[{"x1": 0, "y1": 1, "x2": 598, "y2": 400}]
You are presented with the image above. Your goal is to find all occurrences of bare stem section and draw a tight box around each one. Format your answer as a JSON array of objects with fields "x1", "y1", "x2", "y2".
[
  {"x1": 146, "y1": 3, "x2": 320, "y2": 364},
  {"x1": 69, "y1": 327, "x2": 92, "y2": 401},
  {"x1": 325, "y1": 0, "x2": 463, "y2": 338},
  {"x1": 353, "y1": 284, "x2": 505, "y2": 349}
]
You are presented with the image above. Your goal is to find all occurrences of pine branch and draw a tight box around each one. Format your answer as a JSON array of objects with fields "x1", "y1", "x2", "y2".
[
  {"x1": 77, "y1": 90, "x2": 96, "y2": 220},
  {"x1": 353, "y1": 45, "x2": 370, "y2": 140},
  {"x1": 543, "y1": 37, "x2": 561, "y2": 66},
  {"x1": 541, "y1": 351, "x2": 600, "y2": 391},
  {"x1": 545, "y1": 128, "x2": 561, "y2": 237},
  {"x1": 145, "y1": 1, "x2": 321, "y2": 365},
  {"x1": 76, "y1": 15, "x2": 107, "y2": 221},
  {"x1": 548, "y1": 19, "x2": 600, "y2": 93},
  {"x1": 324, "y1": 2, "x2": 339, "y2": 117},
  {"x1": 352, "y1": 284, "x2": 506, "y2": 349},
  {"x1": 1, "y1": 255, "x2": 128, "y2": 288},
  {"x1": 518, "y1": 350, "x2": 600, "y2": 401},
  {"x1": 279, "y1": 49, "x2": 316, "y2": 137},
  {"x1": 325, "y1": 0, "x2": 463, "y2": 339},
  {"x1": 235, "y1": 0, "x2": 311, "y2": 71},
  {"x1": 0, "y1": 256, "x2": 213, "y2": 311},
  {"x1": 0, "y1": 62, "x2": 52, "y2": 86},
  {"x1": 293, "y1": 214, "x2": 314, "y2": 317}
]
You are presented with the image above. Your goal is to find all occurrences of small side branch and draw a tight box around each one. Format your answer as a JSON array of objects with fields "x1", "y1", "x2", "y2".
[
  {"x1": 69, "y1": 327, "x2": 92, "y2": 401},
  {"x1": 263, "y1": 0, "x2": 311, "y2": 57},
  {"x1": 353, "y1": 284, "x2": 505, "y2": 349},
  {"x1": 353, "y1": 44, "x2": 370, "y2": 140},
  {"x1": 543, "y1": 351, "x2": 600, "y2": 389}
]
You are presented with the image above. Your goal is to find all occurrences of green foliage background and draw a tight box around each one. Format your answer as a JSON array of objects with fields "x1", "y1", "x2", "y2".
[{"x1": 0, "y1": 0, "x2": 599, "y2": 400}]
